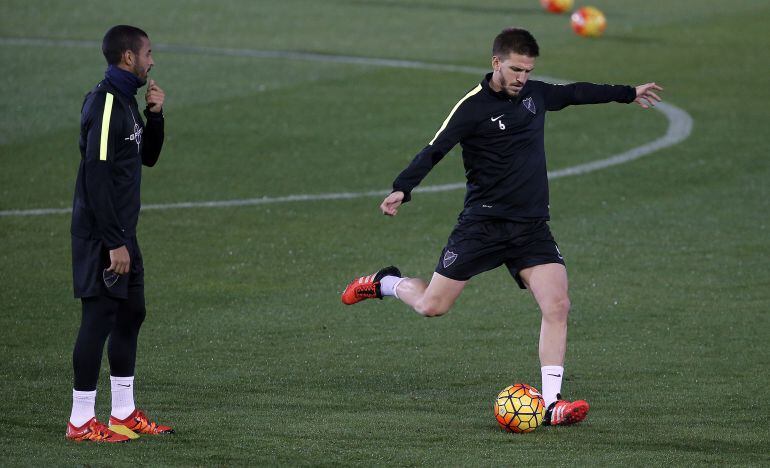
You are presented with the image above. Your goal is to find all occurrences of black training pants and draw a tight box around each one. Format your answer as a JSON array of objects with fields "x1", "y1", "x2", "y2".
[{"x1": 72, "y1": 290, "x2": 146, "y2": 391}]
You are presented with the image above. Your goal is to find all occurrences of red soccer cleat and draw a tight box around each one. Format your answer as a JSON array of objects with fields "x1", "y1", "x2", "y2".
[
  {"x1": 544, "y1": 394, "x2": 590, "y2": 426},
  {"x1": 109, "y1": 408, "x2": 174, "y2": 435},
  {"x1": 66, "y1": 417, "x2": 131, "y2": 443},
  {"x1": 341, "y1": 266, "x2": 401, "y2": 305}
]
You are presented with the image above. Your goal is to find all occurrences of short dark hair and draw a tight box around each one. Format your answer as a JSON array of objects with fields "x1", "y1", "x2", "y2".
[
  {"x1": 102, "y1": 25, "x2": 149, "y2": 65},
  {"x1": 492, "y1": 28, "x2": 539, "y2": 58}
]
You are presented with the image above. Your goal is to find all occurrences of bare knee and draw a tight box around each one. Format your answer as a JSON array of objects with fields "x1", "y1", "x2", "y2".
[
  {"x1": 414, "y1": 298, "x2": 450, "y2": 317},
  {"x1": 542, "y1": 297, "x2": 571, "y2": 323}
]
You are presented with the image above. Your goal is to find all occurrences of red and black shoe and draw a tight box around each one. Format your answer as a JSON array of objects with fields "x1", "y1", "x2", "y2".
[
  {"x1": 109, "y1": 408, "x2": 174, "y2": 435},
  {"x1": 543, "y1": 393, "x2": 590, "y2": 426},
  {"x1": 66, "y1": 417, "x2": 131, "y2": 443},
  {"x1": 341, "y1": 266, "x2": 401, "y2": 305}
]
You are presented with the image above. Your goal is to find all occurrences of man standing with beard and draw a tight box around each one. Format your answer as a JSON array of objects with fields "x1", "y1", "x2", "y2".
[
  {"x1": 342, "y1": 27, "x2": 663, "y2": 426},
  {"x1": 67, "y1": 25, "x2": 173, "y2": 442}
]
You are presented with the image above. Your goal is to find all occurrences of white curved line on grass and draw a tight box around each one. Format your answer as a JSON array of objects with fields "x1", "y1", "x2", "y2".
[{"x1": 0, "y1": 37, "x2": 693, "y2": 217}]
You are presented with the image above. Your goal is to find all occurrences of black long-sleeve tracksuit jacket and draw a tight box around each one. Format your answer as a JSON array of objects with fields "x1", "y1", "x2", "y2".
[
  {"x1": 392, "y1": 73, "x2": 636, "y2": 222},
  {"x1": 71, "y1": 79, "x2": 164, "y2": 249}
]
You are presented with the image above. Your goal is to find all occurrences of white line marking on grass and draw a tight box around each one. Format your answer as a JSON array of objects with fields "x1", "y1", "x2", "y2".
[
  {"x1": 0, "y1": 37, "x2": 492, "y2": 74},
  {"x1": 0, "y1": 37, "x2": 693, "y2": 217}
]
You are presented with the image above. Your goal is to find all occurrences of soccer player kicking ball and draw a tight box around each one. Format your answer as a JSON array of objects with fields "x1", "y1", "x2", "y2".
[
  {"x1": 66, "y1": 25, "x2": 173, "y2": 442},
  {"x1": 342, "y1": 27, "x2": 662, "y2": 426}
]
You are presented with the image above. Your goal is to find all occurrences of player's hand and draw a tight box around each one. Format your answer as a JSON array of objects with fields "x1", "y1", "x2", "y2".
[
  {"x1": 145, "y1": 79, "x2": 165, "y2": 113},
  {"x1": 108, "y1": 246, "x2": 131, "y2": 275},
  {"x1": 380, "y1": 191, "x2": 404, "y2": 216},
  {"x1": 634, "y1": 82, "x2": 663, "y2": 109}
]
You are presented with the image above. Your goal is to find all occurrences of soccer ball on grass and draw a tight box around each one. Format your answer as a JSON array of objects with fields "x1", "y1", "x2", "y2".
[{"x1": 493, "y1": 383, "x2": 546, "y2": 433}]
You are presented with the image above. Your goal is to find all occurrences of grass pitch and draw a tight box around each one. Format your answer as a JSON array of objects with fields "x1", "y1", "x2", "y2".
[{"x1": 1, "y1": 0, "x2": 769, "y2": 465}]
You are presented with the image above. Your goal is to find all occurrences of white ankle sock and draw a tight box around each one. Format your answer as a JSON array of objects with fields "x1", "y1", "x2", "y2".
[
  {"x1": 541, "y1": 365, "x2": 564, "y2": 407},
  {"x1": 110, "y1": 376, "x2": 136, "y2": 420},
  {"x1": 70, "y1": 389, "x2": 96, "y2": 427},
  {"x1": 379, "y1": 275, "x2": 406, "y2": 298}
]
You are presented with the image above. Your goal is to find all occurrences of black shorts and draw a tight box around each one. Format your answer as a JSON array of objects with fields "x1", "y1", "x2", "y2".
[
  {"x1": 72, "y1": 235, "x2": 144, "y2": 299},
  {"x1": 434, "y1": 218, "x2": 565, "y2": 289}
]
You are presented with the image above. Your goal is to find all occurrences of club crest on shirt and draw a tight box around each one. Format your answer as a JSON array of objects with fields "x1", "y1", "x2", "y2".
[
  {"x1": 443, "y1": 250, "x2": 458, "y2": 268},
  {"x1": 522, "y1": 96, "x2": 536, "y2": 114},
  {"x1": 125, "y1": 123, "x2": 143, "y2": 145}
]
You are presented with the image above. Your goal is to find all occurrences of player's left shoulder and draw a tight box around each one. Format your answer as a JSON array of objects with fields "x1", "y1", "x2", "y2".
[{"x1": 524, "y1": 79, "x2": 554, "y2": 96}]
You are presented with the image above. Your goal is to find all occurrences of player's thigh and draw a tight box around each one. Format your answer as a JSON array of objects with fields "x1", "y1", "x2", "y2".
[
  {"x1": 518, "y1": 263, "x2": 570, "y2": 313},
  {"x1": 419, "y1": 272, "x2": 467, "y2": 313}
]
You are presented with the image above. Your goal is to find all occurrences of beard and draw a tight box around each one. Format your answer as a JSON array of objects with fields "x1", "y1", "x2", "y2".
[
  {"x1": 132, "y1": 65, "x2": 148, "y2": 86},
  {"x1": 500, "y1": 76, "x2": 522, "y2": 96},
  {"x1": 494, "y1": 75, "x2": 514, "y2": 96}
]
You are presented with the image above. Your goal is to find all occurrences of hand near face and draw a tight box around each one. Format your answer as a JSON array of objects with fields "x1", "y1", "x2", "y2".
[{"x1": 145, "y1": 79, "x2": 165, "y2": 113}]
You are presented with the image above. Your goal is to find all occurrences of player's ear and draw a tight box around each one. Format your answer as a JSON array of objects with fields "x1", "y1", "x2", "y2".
[
  {"x1": 491, "y1": 56, "x2": 500, "y2": 72},
  {"x1": 122, "y1": 49, "x2": 134, "y2": 67}
]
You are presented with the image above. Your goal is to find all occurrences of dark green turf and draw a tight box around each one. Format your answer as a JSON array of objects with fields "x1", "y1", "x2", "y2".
[{"x1": 1, "y1": 0, "x2": 768, "y2": 465}]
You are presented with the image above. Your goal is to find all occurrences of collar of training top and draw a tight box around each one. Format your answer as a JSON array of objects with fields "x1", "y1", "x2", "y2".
[
  {"x1": 482, "y1": 72, "x2": 527, "y2": 102},
  {"x1": 104, "y1": 65, "x2": 144, "y2": 98}
]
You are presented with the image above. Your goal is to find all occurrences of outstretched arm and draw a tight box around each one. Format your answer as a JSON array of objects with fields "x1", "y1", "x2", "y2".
[
  {"x1": 542, "y1": 81, "x2": 664, "y2": 111},
  {"x1": 633, "y1": 82, "x2": 663, "y2": 109}
]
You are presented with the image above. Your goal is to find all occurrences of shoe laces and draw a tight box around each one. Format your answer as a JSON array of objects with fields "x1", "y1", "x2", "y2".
[{"x1": 355, "y1": 284, "x2": 376, "y2": 296}]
